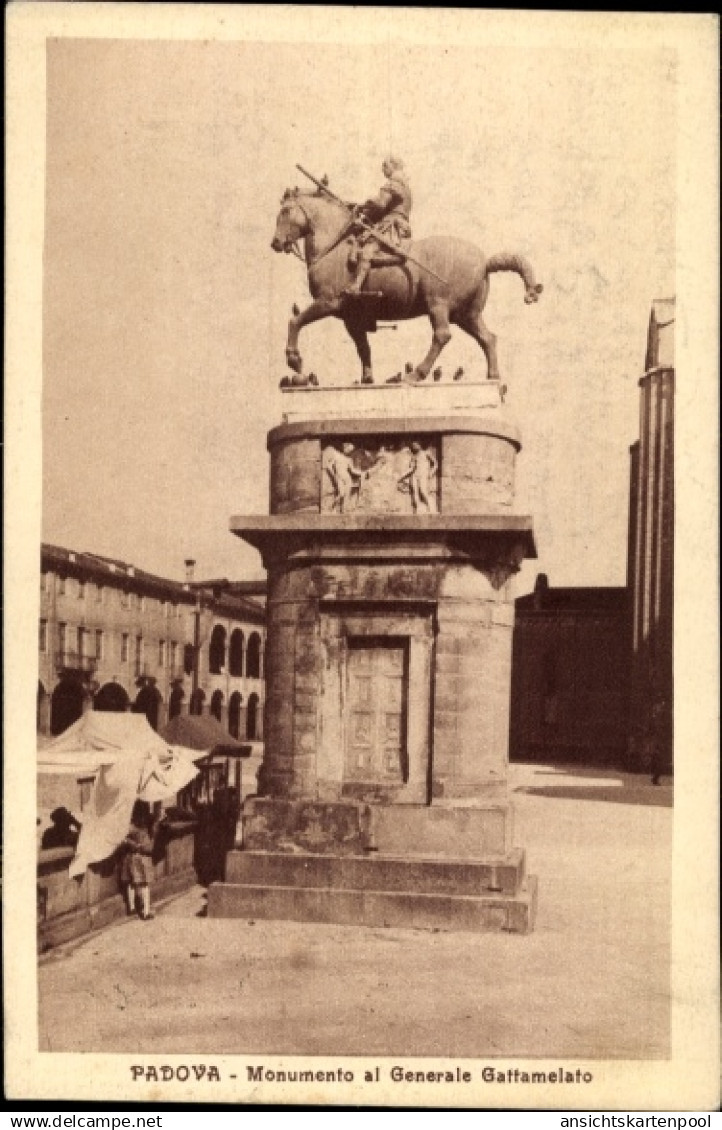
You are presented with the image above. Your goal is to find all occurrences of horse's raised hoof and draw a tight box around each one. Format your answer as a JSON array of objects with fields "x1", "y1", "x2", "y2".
[{"x1": 361, "y1": 374, "x2": 374, "y2": 385}]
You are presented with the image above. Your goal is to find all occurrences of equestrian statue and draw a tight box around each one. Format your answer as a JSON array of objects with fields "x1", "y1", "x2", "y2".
[{"x1": 270, "y1": 159, "x2": 543, "y2": 385}]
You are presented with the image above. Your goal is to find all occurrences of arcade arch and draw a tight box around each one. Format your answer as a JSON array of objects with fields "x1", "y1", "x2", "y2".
[
  {"x1": 37, "y1": 681, "x2": 49, "y2": 733},
  {"x1": 133, "y1": 684, "x2": 162, "y2": 731},
  {"x1": 94, "y1": 682, "x2": 130, "y2": 713},
  {"x1": 247, "y1": 692, "x2": 260, "y2": 740},
  {"x1": 169, "y1": 685, "x2": 184, "y2": 721},
  {"x1": 190, "y1": 688, "x2": 206, "y2": 716},
  {"x1": 51, "y1": 679, "x2": 84, "y2": 735},
  {"x1": 228, "y1": 691, "x2": 243, "y2": 739},
  {"x1": 210, "y1": 689, "x2": 224, "y2": 722}
]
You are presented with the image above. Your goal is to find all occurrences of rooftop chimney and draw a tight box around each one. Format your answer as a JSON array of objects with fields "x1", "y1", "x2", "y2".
[{"x1": 184, "y1": 559, "x2": 196, "y2": 584}]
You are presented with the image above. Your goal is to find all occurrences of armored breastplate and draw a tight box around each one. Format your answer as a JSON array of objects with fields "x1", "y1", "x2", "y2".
[{"x1": 385, "y1": 177, "x2": 412, "y2": 219}]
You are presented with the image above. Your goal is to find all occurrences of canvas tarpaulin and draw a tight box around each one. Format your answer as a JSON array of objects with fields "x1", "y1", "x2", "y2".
[
  {"x1": 159, "y1": 714, "x2": 249, "y2": 756},
  {"x1": 38, "y1": 712, "x2": 202, "y2": 877}
]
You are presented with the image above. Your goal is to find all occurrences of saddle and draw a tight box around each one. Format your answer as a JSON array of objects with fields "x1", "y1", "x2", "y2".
[{"x1": 346, "y1": 237, "x2": 410, "y2": 271}]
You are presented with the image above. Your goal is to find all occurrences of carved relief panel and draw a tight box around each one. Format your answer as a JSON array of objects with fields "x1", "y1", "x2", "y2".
[{"x1": 321, "y1": 437, "x2": 439, "y2": 515}]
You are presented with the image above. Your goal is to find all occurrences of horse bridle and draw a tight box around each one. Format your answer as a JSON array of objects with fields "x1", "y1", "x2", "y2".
[{"x1": 282, "y1": 198, "x2": 355, "y2": 269}]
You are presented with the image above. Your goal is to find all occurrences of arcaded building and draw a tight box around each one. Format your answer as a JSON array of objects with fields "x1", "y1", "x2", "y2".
[{"x1": 38, "y1": 545, "x2": 266, "y2": 740}]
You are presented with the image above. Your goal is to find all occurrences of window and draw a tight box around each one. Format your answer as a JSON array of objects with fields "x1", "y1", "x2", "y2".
[
  {"x1": 58, "y1": 576, "x2": 66, "y2": 595},
  {"x1": 58, "y1": 622, "x2": 67, "y2": 654},
  {"x1": 96, "y1": 584, "x2": 104, "y2": 604},
  {"x1": 229, "y1": 629, "x2": 244, "y2": 677},
  {"x1": 77, "y1": 626, "x2": 86, "y2": 658},
  {"x1": 228, "y1": 691, "x2": 242, "y2": 738},
  {"x1": 137, "y1": 593, "x2": 145, "y2": 611},
  {"x1": 120, "y1": 589, "x2": 129, "y2": 609},
  {"x1": 39, "y1": 619, "x2": 48, "y2": 652},
  {"x1": 135, "y1": 636, "x2": 143, "y2": 665},
  {"x1": 246, "y1": 632, "x2": 262, "y2": 679},
  {"x1": 183, "y1": 643, "x2": 195, "y2": 676},
  {"x1": 158, "y1": 639, "x2": 166, "y2": 668},
  {"x1": 169, "y1": 686, "x2": 184, "y2": 720},
  {"x1": 95, "y1": 630, "x2": 104, "y2": 660},
  {"x1": 210, "y1": 690, "x2": 223, "y2": 721},
  {"x1": 121, "y1": 633, "x2": 129, "y2": 662},
  {"x1": 247, "y1": 692, "x2": 260, "y2": 739},
  {"x1": 170, "y1": 641, "x2": 178, "y2": 671},
  {"x1": 40, "y1": 572, "x2": 48, "y2": 593},
  {"x1": 209, "y1": 625, "x2": 227, "y2": 675},
  {"x1": 78, "y1": 579, "x2": 85, "y2": 599}
]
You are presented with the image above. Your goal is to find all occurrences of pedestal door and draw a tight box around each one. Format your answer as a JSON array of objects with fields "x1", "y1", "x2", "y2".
[{"x1": 343, "y1": 639, "x2": 425, "y2": 803}]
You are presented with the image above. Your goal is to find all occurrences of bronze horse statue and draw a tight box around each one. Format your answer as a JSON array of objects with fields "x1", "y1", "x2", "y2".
[{"x1": 271, "y1": 189, "x2": 542, "y2": 384}]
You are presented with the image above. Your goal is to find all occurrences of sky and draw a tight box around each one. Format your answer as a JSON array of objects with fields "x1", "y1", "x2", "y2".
[
  {"x1": 5, "y1": 12, "x2": 719, "y2": 1100},
  {"x1": 39, "y1": 16, "x2": 678, "y2": 594}
]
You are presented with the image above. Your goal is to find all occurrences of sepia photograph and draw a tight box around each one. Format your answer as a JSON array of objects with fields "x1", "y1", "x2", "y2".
[{"x1": 4, "y1": 4, "x2": 719, "y2": 1111}]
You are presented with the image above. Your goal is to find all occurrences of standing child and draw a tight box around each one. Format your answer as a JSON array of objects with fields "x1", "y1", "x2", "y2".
[{"x1": 120, "y1": 800, "x2": 157, "y2": 921}]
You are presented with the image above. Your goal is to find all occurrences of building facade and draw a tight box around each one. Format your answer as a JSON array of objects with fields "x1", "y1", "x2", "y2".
[
  {"x1": 38, "y1": 545, "x2": 266, "y2": 740},
  {"x1": 509, "y1": 573, "x2": 629, "y2": 766},
  {"x1": 626, "y1": 299, "x2": 674, "y2": 776},
  {"x1": 509, "y1": 299, "x2": 675, "y2": 776}
]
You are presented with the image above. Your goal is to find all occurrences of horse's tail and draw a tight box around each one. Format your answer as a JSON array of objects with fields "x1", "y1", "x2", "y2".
[{"x1": 485, "y1": 252, "x2": 543, "y2": 304}]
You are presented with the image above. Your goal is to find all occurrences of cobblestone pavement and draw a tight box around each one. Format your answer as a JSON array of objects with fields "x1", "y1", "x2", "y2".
[{"x1": 38, "y1": 765, "x2": 672, "y2": 1059}]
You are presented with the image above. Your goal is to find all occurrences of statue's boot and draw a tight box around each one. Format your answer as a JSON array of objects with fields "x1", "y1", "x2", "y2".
[{"x1": 342, "y1": 260, "x2": 372, "y2": 297}]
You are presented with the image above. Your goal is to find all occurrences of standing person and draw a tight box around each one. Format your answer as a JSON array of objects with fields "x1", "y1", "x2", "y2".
[
  {"x1": 120, "y1": 800, "x2": 157, "y2": 921},
  {"x1": 398, "y1": 442, "x2": 437, "y2": 513},
  {"x1": 324, "y1": 443, "x2": 366, "y2": 512},
  {"x1": 343, "y1": 156, "x2": 413, "y2": 297}
]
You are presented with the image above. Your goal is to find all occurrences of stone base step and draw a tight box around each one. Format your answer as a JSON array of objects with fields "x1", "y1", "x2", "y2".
[
  {"x1": 369, "y1": 803, "x2": 511, "y2": 858},
  {"x1": 208, "y1": 875, "x2": 537, "y2": 934},
  {"x1": 241, "y1": 797, "x2": 513, "y2": 859},
  {"x1": 224, "y1": 848, "x2": 526, "y2": 897}
]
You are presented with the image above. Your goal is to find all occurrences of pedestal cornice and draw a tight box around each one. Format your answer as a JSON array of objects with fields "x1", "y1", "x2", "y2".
[{"x1": 268, "y1": 414, "x2": 521, "y2": 451}]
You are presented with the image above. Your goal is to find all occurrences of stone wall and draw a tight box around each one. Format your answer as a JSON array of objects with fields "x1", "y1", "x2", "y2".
[
  {"x1": 261, "y1": 551, "x2": 516, "y2": 804},
  {"x1": 268, "y1": 417, "x2": 520, "y2": 517},
  {"x1": 37, "y1": 821, "x2": 197, "y2": 951}
]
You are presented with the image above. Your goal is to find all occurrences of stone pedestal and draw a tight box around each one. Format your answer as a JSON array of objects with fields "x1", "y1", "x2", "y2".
[{"x1": 208, "y1": 379, "x2": 538, "y2": 933}]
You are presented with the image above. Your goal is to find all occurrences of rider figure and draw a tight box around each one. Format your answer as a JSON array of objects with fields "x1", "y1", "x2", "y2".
[{"x1": 343, "y1": 157, "x2": 412, "y2": 297}]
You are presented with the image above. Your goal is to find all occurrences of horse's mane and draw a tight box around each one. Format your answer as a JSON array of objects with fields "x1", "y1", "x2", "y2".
[{"x1": 280, "y1": 187, "x2": 347, "y2": 210}]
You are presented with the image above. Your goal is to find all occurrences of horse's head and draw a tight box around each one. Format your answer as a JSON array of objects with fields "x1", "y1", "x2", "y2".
[{"x1": 271, "y1": 190, "x2": 310, "y2": 254}]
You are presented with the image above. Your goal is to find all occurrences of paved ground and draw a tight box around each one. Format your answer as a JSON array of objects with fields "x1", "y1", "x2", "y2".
[{"x1": 38, "y1": 764, "x2": 672, "y2": 1059}]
